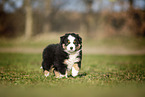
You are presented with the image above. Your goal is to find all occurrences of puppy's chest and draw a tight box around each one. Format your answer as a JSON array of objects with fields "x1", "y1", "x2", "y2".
[{"x1": 64, "y1": 52, "x2": 80, "y2": 70}]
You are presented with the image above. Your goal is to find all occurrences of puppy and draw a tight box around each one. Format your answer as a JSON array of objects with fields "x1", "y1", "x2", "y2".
[{"x1": 42, "y1": 33, "x2": 82, "y2": 78}]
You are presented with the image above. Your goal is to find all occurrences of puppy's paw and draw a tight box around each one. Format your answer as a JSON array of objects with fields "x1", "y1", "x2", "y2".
[{"x1": 44, "y1": 70, "x2": 49, "y2": 77}]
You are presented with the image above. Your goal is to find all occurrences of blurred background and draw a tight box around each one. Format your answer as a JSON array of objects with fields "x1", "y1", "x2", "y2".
[{"x1": 0, "y1": 0, "x2": 145, "y2": 54}]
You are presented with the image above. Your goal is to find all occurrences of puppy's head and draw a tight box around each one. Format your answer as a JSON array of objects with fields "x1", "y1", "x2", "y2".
[{"x1": 60, "y1": 33, "x2": 82, "y2": 53}]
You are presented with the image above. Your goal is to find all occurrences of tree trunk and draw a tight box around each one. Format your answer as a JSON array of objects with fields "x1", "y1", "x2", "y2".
[
  {"x1": 24, "y1": 0, "x2": 33, "y2": 38},
  {"x1": 129, "y1": 0, "x2": 134, "y2": 10},
  {"x1": 43, "y1": 0, "x2": 51, "y2": 33},
  {"x1": 80, "y1": 0, "x2": 94, "y2": 36}
]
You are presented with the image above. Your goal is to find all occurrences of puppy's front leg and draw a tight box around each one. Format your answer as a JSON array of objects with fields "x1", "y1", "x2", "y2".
[
  {"x1": 72, "y1": 63, "x2": 79, "y2": 77},
  {"x1": 54, "y1": 70, "x2": 67, "y2": 78}
]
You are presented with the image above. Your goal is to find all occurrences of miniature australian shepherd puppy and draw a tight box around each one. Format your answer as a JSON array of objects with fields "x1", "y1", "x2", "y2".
[{"x1": 42, "y1": 33, "x2": 82, "y2": 78}]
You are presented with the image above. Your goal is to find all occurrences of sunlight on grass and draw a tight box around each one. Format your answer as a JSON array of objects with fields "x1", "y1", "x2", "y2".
[{"x1": 0, "y1": 53, "x2": 145, "y2": 89}]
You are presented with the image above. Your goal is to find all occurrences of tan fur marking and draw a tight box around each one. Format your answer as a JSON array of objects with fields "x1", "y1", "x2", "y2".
[
  {"x1": 54, "y1": 70, "x2": 60, "y2": 78},
  {"x1": 63, "y1": 59, "x2": 68, "y2": 65},
  {"x1": 76, "y1": 44, "x2": 81, "y2": 50},
  {"x1": 73, "y1": 64, "x2": 79, "y2": 71},
  {"x1": 50, "y1": 68, "x2": 54, "y2": 72},
  {"x1": 62, "y1": 44, "x2": 66, "y2": 49},
  {"x1": 44, "y1": 70, "x2": 49, "y2": 76}
]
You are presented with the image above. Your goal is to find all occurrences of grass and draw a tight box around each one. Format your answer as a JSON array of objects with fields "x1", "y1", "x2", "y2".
[
  {"x1": 0, "y1": 34, "x2": 145, "y2": 50},
  {"x1": 0, "y1": 53, "x2": 145, "y2": 97},
  {"x1": 1, "y1": 35, "x2": 145, "y2": 96},
  {"x1": 0, "y1": 53, "x2": 145, "y2": 89}
]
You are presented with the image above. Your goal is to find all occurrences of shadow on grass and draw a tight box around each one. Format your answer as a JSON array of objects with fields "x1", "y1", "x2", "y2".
[{"x1": 68, "y1": 72, "x2": 87, "y2": 78}]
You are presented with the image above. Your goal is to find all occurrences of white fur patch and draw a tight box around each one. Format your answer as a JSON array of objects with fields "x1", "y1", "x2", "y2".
[
  {"x1": 59, "y1": 72, "x2": 68, "y2": 78},
  {"x1": 64, "y1": 50, "x2": 80, "y2": 71},
  {"x1": 44, "y1": 72, "x2": 49, "y2": 77},
  {"x1": 72, "y1": 67, "x2": 79, "y2": 77},
  {"x1": 67, "y1": 35, "x2": 76, "y2": 52}
]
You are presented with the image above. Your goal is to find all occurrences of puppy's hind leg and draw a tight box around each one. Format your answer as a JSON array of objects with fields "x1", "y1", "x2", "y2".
[
  {"x1": 44, "y1": 70, "x2": 50, "y2": 77},
  {"x1": 60, "y1": 70, "x2": 68, "y2": 78},
  {"x1": 42, "y1": 61, "x2": 52, "y2": 77},
  {"x1": 54, "y1": 69, "x2": 68, "y2": 78}
]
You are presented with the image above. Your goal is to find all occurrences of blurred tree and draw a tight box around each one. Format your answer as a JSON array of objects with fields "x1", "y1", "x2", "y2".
[
  {"x1": 109, "y1": 0, "x2": 115, "y2": 11},
  {"x1": 0, "y1": 0, "x2": 145, "y2": 38},
  {"x1": 81, "y1": 0, "x2": 94, "y2": 36},
  {"x1": 128, "y1": 0, "x2": 134, "y2": 10},
  {"x1": 84, "y1": 0, "x2": 93, "y2": 13},
  {"x1": 118, "y1": 0, "x2": 125, "y2": 11},
  {"x1": 0, "y1": 0, "x2": 23, "y2": 37},
  {"x1": 43, "y1": 0, "x2": 51, "y2": 33},
  {"x1": 42, "y1": 0, "x2": 68, "y2": 33},
  {"x1": 127, "y1": 0, "x2": 145, "y2": 36},
  {"x1": 23, "y1": 0, "x2": 33, "y2": 38}
]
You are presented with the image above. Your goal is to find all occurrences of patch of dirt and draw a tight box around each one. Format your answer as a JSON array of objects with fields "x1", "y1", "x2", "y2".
[
  {"x1": 0, "y1": 47, "x2": 42, "y2": 54},
  {"x1": 83, "y1": 47, "x2": 145, "y2": 55},
  {"x1": 0, "y1": 47, "x2": 145, "y2": 55}
]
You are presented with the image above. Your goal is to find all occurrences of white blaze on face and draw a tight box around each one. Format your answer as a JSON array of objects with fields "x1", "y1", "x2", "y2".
[{"x1": 67, "y1": 35, "x2": 75, "y2": 52}]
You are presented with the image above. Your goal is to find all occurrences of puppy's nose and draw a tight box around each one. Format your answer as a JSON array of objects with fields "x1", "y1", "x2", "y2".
[{"x1": 70, "y1": 47, "x2": 73, "y2": 50}]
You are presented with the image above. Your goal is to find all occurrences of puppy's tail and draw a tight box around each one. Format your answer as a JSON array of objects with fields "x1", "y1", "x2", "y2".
[{"x1": 40, "y1": 66, "x2": 43, "y2": 69}]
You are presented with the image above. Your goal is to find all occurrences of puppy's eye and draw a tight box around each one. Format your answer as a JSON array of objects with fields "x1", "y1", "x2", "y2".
[
  {"x1": 73, "y1": 40, "x2": 76, "y2": 44},
  {"x1": 68, "y1": 40, "x2": 70, "y2": 44}
]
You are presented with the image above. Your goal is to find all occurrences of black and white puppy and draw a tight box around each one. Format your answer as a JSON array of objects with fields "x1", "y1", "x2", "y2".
[{"x1": 42, "y1": 33, "x2": 82, "y2": 78}]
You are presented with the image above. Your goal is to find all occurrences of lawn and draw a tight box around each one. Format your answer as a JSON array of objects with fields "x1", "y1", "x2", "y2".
[
  {"x1": 0, "y1": 53, "x2": 145, "y2": 88},
  {"x1": 0, "y1": 52, "x2": 145, "y2": 97}
]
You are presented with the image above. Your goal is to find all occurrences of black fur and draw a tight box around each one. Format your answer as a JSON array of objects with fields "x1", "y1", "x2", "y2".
[{"x1": 42, "y1": 33, "x2": 82, "y2": 75}]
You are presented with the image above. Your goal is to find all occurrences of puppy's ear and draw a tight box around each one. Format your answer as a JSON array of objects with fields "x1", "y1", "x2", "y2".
[
  {"x1": 60, "y1": 35, "x2": 65, "y2": 44},
  {"x1": 76, "y1": 34, "x2": 82, "y2": 44}
]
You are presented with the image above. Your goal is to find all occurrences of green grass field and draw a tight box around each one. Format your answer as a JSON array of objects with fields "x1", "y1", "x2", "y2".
[
  {"x1": 0, "y1": 53, "x2": 145, "y2": 89},
  {"x1": 0, "y1": 35, "x2": 145, "y2": 96}
]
